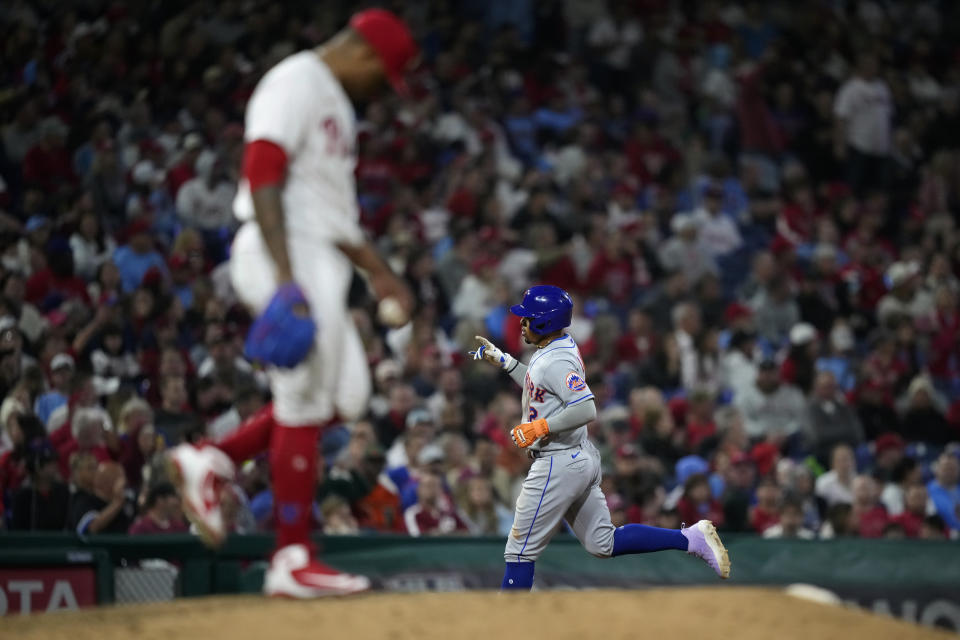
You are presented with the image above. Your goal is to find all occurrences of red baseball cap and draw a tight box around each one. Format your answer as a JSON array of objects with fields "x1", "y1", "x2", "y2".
[
  {"x1": 723, "y1": 302, "x2": 753, "y2": 325},
  {"x1": 750, "y1": 442, "x2": 779, "y2": 476},
  {"x1": 349, "y1": 9, "x2": 418, "y2": 97},
  {"x1": 875, "y1": 432, "x2": 904, "y2": 455}
]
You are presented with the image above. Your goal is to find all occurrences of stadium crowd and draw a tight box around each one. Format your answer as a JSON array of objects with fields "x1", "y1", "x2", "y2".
[{"x1": 1, "y1": 0, "x2": 959, "y2": 543}]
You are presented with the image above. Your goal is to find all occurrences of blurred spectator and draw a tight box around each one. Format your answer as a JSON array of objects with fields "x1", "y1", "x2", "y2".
[
  {"x1": 456, "y1": 474, "x2": 512, "y2": 536},
  {"x1": 319, "y1": 495, "x2": 360, "y2": 535},
  {"x1": 685, "y1": 390, "x2": 717, "y2": 452},
  {"x1": 735, "y1": 359, "x2": 807, "y2": 445},
  {"x1": 797, "y1": 246, "x2": 847, "y2": 336},
  {"x1": 926, "y1": 452, "x2": 960, "y2": 534},
  {"x1": 112, "y1": 220, "x2": 168, "y2": 294},
  {"x1": 56, "y1": 406, "x2": 114, "y2": 479},
  {"x1": 167, "y1": 133, "x2": 205, "y2": 198},
  {"x1": 175, "y1": 152, "x2": 236, "y2": 231},
  {"x1": 720, "y1": 329, "x2": 758, "y2": 401},
  {"x1": 385, "y1": 408, "x2": 435, "y2": 471},
  {"x1": 890, "y1": 484, "x2": 932, "y2": 538},
  {"x1": 713, "y1": 406, "x2": 749, "y2": 458},
  {"x1": 671, "y1": 302, "x2": 702, "y2": 392},
  {"x1": 3, "y1": 98, "x2": 40, "y2": 164},
  {"x1": 784, "y1": 464, "x2": 821, "y2": 533},
  {"x1": 67, "y1": 461, "x2": 135, "y2": 535},
  {"x1": 854, "y1": 380, "x2": 901, "y2": 443},
  {"x1": 25, "y1": 241, "x2": 90, "y2": 308},
  {"x1": 806, "y1": 370, "x2": 864, "y2": 463},
  {"x1": 69, "y1": 212, "x2": 116, "y2": 282},
  {"x1": 403, "y1": 471, "x2": 467, "y2": 537},
  {"x1": 376, "y1": 383, "x2": 417, "y2": 449},
  {"x1": 0, "y1": 404, "x2": 31, "y2": 502},
  {"x1": 692, "y1": 184, "x2": 743, "y2": 259},
  {"x1": 614, "y1": 308, "x2": 658, "y2": 367},
  {"x1": 129, "y1": 482, "x2": 187, "y2": 534},
  {"x1": 23, "y1": 118, "x2": 75, "y2": 192},
  {"x1": 440, "y1": 433, "x2": 472, "y2": 491},
  {"x1": 659, "y1": 216, "x2": 718, "y2": 287},
  {"x1": 154, "y1": 376, "x2": 193, "y2": 444},
  {"x1": 207, "y1": 384, "x2": 266, "y2": 440},
  {"x1": 815, "y1": 444, "x2": 856, "y2": 507},
  {"x1": 720, "y1": 451, "x2": 756, "y2": 532},
  {"x1": 9, "y1": 435, "x2": 68, "y2": 530},
  {"x1": 34, "y1": 353, "x2": 74, "y2": 425},
  {"x1": 851, "y1": 475, "x2": 889, "y2": 538},
  {"x1": 896, "y1": 375, "x2": 952, "y2": 447},
  {"x1": 780, "y1": 323, "x2": 818, "y2": 394},
  {"x1": 426, "y1": 368, "x2": 467, "y2": 430},
  {"x1": 877, "y1": 262, "x2": 932, "y2": 330},
  {"x1": 751, "y1": 275, "x2": 802, "y2": 345},
  {"x1": 66, "y1": 450, "x2": 98, "y2": 496},
  {"x1": 750, "y1": 477, "x2": 782, "y2": 534},
  {"x1": 90, "y1": 323, "x2": 140, "y2": 395},
  {"x1": 919, "y1": 515, "x2": 949, "y2": 540},
  {"x1": 637, "y1": 397, "x2": 685, "y2": 467},
  {"x1": 819, "y1": 502, "x2": 857, "y2": 539},
  {"x1": 872, "y1": 432, "x2": 906, "y2": 484},
  {"x1": 677, "y1": 473, "x2": 725, "y2": 529},
  {"x1": 880, "y1": 454, "x2": 920, "y2": 516},
  {"x1": 3, "y1": 272, "x2": 46, "y2": 346},
  {"x1": 196, "y1": 323, "x2": 257, "y2": 389},
  {"x1": 762, "y1": 494, "x2": 816, "y2": 539},
  {"x1": 833, "y1": 54, "x2": 892, "y2": 196},
  {"x1": 351, "y1": 441, "x2": 406, "y2": 534}
]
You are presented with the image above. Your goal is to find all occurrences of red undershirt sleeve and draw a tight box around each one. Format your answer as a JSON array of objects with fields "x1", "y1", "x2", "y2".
[{"x1": 242, "y1": 139, "x2": 288, "y2": 191}]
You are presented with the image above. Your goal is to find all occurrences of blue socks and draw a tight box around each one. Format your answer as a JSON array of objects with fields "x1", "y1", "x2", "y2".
[
  {"x1": 501, "y1": 561, "x2": 535, "y2": 590},
  {"x1": 611, "y1": 524, "x2": 688, "y2": 556},
  {"x1": 501, "y1": 526, "x2": 688, "y2": 590}
]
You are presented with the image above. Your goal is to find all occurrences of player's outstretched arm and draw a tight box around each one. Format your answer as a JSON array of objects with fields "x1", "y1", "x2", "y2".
[
  {"x1": 337, "y1": 241, "x2": 414, "y2": 328},
  {"x1": 469, "y1": 336, "x2": 527, "y2": 385}
]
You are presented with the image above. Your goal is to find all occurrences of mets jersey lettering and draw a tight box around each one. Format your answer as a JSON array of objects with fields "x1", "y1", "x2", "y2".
[{"x1": 521, "y1": 334, "x2": 594, "y2": 452}]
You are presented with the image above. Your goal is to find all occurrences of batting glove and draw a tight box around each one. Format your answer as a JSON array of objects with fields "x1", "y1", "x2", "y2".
[
  {"x1": 511, "y1": 418, "x2": 550, "y2": 448},
  {"x1": 244, "y1": 283, "x2": 317, "y2": 368},
  {"x1": 469, "y1": 335, "x2": 516, "y2": 370}
]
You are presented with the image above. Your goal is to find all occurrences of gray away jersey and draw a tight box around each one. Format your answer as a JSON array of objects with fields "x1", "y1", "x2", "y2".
[{"x1": 522, "y1": 334, "x2": 594, "y2": 452}]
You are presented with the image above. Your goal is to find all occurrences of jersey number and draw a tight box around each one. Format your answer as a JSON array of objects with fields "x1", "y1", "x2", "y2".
[{"x1": 528, "y1": 407, "x2": 538, "y2": 422}]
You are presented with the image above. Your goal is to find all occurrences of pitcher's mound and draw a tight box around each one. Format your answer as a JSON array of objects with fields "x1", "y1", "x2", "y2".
[{"x1": 6, "y1": 587, "x2": 947, "y2": 640}]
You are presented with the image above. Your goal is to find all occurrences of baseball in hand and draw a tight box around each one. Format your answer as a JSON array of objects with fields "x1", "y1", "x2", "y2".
[{"x1": 377, "y1": 297, "x2": 408, "y2": 327}]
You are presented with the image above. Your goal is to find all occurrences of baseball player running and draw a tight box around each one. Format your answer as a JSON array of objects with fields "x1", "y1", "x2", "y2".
[
  {"x1": 167, "y1": 9, "x2": 418, "y2": 598},
  {"x1": 471, "y1": 286, "x2": 731, "y2": 589}
]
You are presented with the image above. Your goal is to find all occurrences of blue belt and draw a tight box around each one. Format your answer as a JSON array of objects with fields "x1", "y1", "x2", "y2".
[{"x1": 528, "y1": 444, "x2": 582, "y2": 459}]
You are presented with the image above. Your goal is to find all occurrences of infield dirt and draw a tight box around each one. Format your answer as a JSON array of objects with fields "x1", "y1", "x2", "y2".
[{"x1": 5, "y1": 587, "x2": 949, "y2": 640}]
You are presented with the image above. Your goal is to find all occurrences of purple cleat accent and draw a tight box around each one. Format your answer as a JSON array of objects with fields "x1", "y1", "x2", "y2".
[{"x1": 682, "y1": 520, "x2": 731, "y2": 579}]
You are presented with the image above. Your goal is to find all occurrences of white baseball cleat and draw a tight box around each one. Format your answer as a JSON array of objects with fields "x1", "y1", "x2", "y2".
[
  {"x1": 681, "y1": 520, "x2": 731, "y2": 579},
  {"x1": 167, "y1": 444, "x2": 236, "y2": 549},
  {"x1": 264, "y1": 544, "x2": 371, "y2": 598}
]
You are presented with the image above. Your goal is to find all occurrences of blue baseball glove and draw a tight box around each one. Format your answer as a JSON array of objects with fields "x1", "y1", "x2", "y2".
[{"x1": 244, "y1": 283, "x2": 317, "y2": 368}]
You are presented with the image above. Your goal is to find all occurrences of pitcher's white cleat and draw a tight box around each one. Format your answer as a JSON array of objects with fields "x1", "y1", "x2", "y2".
[
  {"x1": 263, "y1": 544, "x2": 371, "y2": 598},
  {"x1": 167, "y1": 444, "x2": 236, "y2": 548}
]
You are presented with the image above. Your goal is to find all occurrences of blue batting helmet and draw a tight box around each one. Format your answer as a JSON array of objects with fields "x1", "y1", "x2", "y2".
[{"x1": 510, "y1": 285, "x2": 573, "y2": 335}]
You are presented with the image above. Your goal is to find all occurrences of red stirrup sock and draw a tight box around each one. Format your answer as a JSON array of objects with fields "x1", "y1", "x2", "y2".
[
  {"x1": 269, "y1": 423, "x2": 321, "y2": 549},
  {"x1": 216, "y1": 404, "x2": 276, "y2": 465}
]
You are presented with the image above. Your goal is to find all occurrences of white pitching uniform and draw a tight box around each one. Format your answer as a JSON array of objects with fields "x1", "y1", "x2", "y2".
[{"x1": 231, "y1": 51, "x2": 370, "y2": 425}]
